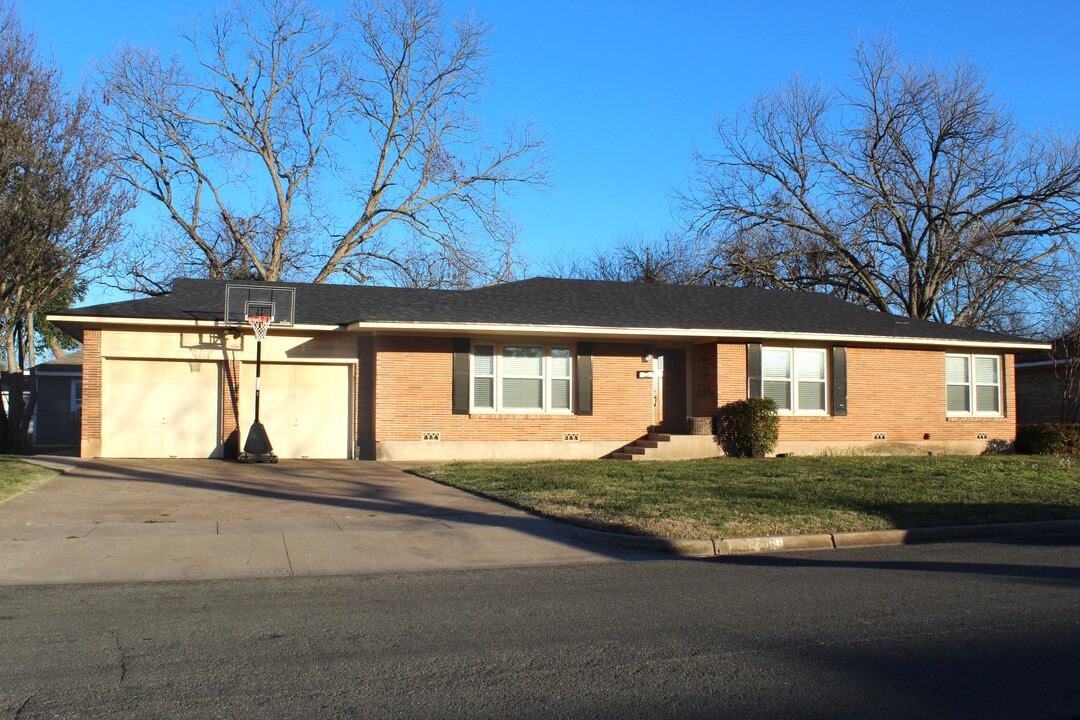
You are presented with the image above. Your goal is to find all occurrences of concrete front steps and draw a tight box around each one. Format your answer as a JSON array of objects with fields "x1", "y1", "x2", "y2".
[{"x1": 609, "y1": 433, "x2": 722, "y2": 461}]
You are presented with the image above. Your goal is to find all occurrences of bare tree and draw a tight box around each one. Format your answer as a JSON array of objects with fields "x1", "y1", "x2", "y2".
[
  {"x1": 0, "y1": 2, "x2": 133, "y2": 451},
  {"x1": 96, "y1": 0, "x2": 547, "y2": 289},
  {"x1": 1039, "y1": 288, "x2": 1080, "y2": 423},
  {"x1": 681, "y1": 37, "x2": 1080, "y2": 331},
  {"x1": 541, "y1": 231, "x2": 722, "y2": 285}
]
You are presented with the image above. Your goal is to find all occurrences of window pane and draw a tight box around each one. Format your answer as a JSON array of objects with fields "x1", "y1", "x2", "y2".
[
  {"x1": 503, "y1": 378, "x2": 543, "y2": 409},
  {"x1": 796, "y1": 350, "x2": 825, "y2": 380},
  {"x1": 798, "y1": 381, "x2": 825, "y2": 411},
  {"x1": 473, "y1": 345, "x2": 494, "y2": 375},
  {"x1": 974, "y1": 357, "x2": 998, "y2": 385},
  {"x1": 503, "y1": 346, "x2": 543, "y2": 376},
  {"x1": 976, "y1": 385, "x2": 999, "y2": 413},
  {"x1": 473, "y1": 377, "x2": 493, "y2": 409},
  {"x1": 762, "y1": 349, "x2": 791, "y2": 378},
  {"x1": 945, "y1": 356, "x2": 969, "y2": 383},
  {"x1": 763, "y1": 379, "x2": 791, "y2": 410},
  {"x1": 947, "y1": 384, "x2": 970, "y2": 412},
  {"x1": 550, "y1": 379, "x2": 570, "y2": 410},
  {"x1": 550, "y1": 348, "x2": 571, "y2": 378}
]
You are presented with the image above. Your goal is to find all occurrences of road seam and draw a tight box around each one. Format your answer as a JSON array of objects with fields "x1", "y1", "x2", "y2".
[{"x1": 281, "y1": 534, "x2": 295, "y2": 576}]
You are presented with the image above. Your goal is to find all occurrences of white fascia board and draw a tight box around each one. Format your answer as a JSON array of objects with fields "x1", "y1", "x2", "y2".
[
  {"x1": 45, "y1": 315, "x2": 340, "y2": 333},
  {"x1": 1015, "y1": 358, "x2": 1077, "y2": 368},
  {"x1": 344, "y1": 320, "x2": 1050, "y2": 351}
]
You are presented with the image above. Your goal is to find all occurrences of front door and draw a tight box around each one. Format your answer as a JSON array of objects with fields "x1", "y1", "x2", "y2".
[{"x1": 653, "y1": 349, "x2": 687, "y2": 433}]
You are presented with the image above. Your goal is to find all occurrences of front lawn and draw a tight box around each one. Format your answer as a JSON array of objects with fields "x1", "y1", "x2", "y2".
[
  {"x1": 412, "y1": 456, "x2": 1080, "y2": 539},
  {"x1": 0, "y1": 456, "x2": 59, "y2": 505}
]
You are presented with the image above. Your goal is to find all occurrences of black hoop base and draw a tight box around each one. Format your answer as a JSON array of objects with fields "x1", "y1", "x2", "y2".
[{"x1": 240, "y1": 422, "x2": 277, "y2": 463}]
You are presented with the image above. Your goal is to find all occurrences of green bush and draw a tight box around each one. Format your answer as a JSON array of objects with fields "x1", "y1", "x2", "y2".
[
  {"x1": 1016, "y1": 423, "x2": 1080, "y2": 455},
  {"x1": 715, "y1": 398, "x2": 780, "y2": 458}
]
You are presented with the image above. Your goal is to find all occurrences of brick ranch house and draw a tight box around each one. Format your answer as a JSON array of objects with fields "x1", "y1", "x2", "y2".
[{"x1": 48, "y1": 277, "x2": 1045, "y2": 461}]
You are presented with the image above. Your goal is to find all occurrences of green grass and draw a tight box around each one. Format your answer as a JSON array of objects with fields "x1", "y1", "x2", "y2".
[
  {"x1": 0, "y1": 456, "x2": 59, "y2": 505},
  {"x1": 412, "y1": 455, "x2": 1080, "y2": 539}
]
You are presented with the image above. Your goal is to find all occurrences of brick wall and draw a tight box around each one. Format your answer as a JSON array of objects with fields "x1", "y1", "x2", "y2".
[
  {"x1": 80, "y1": 328, "x2": 101, "y2": 457},
  {"x1": 356, "y1": 336, "x2": 376, "y2": 459},
  {"x1": 371, "y1": 337, "x2": 1017, "y2": 448},
  {"x1": 690, "y1": 343, "x2": 718, "y2": 417},
  {"x1": 714, "y1": 342, "x2": 1015, "y2": 444},
  {"x1": 220, "y1": 358, "x2": 240, "y2": 458},
  {"x1": 1015, "y1": 366, "x2": 1071, "y2": 423},
  {"x1": 373, "y1": 336, "x2": 654, "y2": 442}
]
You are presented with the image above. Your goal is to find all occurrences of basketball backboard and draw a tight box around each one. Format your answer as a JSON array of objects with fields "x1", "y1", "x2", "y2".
[{"x1": 224, "y1": 284, "x2": 296, "y2": 327}]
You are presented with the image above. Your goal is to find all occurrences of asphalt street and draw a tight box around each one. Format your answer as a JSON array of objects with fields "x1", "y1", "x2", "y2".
[{"x1": 2, "y1": 534, "x2": 1079, "y2": 719}]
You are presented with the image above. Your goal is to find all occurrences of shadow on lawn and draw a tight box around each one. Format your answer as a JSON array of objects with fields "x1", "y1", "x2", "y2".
[{"x1": 697, "y1": 478, "x2": 1080, "y2": 532}]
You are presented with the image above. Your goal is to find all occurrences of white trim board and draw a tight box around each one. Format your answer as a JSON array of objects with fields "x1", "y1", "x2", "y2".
[{"x1": 46, "y1": 313, "x2": 1049, "y2": 351}]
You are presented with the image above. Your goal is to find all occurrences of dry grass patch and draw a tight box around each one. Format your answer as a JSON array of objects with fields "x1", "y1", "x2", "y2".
[{"x1": 0, "y1": 456, "x2": 59, "y2": 505}]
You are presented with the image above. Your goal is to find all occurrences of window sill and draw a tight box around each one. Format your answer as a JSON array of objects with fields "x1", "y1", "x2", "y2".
[
  {"x1": 469, "y1": 412, "x2": 574, "y2": 419},
  {"x1": 946, "y1": 414, "x2": 1007, "y2": 422}
]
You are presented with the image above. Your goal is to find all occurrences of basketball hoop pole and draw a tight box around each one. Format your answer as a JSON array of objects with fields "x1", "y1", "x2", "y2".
[
  {"x1": 247, "y1": 314, "x2": 272, "y2": 424},
  {"x1": 241, "y1": 313, "x2": 275, "y2": 462},
  {"x1": 254, "y1": 328, "x2": 263, "y2": 425},
  {"x1": 226, "y1": 284, "x2": 293, "y2": 463}
]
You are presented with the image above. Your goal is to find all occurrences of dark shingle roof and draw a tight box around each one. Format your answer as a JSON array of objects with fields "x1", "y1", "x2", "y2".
[
  {"x1": 35, "y1": 350, "x2": 83, "y2": 371},
  {"x1": 53, "y1": 277, "x2": 1039, "y2": 347}
]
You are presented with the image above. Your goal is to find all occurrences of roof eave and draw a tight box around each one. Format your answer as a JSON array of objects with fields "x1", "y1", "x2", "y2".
[
  {"x1": 45, "y1": 314, "x2": 342, "y2": 333},
  {"x1": 343, "y1": 320, "x2": 1049, "y2": 351}
]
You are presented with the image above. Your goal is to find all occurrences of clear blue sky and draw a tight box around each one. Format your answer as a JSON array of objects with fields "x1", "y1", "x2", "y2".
[{"x1": 18, "y1": 0, "x2": 1080, "y2": 302}]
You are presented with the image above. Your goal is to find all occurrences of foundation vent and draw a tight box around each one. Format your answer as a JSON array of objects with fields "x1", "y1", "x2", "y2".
[
  {"x1": 421, "y1": 432, "x2": 441, "y2": 441},
  {"x1": 976, "y1": 432, "x2": 989, "y2": 440},
  {"x1": 873, "y1": 432, "x2": 887, "y2": 441},
  {"x1": 563, "y1": 433, "x2": 580, "y2": 442}
]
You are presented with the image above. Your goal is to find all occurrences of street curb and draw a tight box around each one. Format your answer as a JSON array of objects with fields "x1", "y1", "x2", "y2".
[
  {"x1": 567, "y1": 518, "x2": 1080, "y2": 558},
  {"x1": 563, "y1": 526, "x2": 717, "y2": 557},
  {"x1": 716, "y1": 533, "x2": 835, "y2": 555}
]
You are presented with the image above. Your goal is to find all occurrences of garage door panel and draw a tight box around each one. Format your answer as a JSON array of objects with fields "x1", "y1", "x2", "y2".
[
  {"x1": 102, "y1": 359, "x2": 221, "y2": 458},
  {"x1": 238, "y1": 363, "x2": 351, "y2": 459}
]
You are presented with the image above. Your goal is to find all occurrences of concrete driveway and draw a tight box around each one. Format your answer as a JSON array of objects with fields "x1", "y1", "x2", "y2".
[{"x1": 0, "y1": 459, "x2": 635, "y2": 585}]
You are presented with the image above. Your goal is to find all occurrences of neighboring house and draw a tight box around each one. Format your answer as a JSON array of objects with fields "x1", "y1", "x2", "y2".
[
  {"x1": 1, "y1": 353, "x2": 82, "y2": 450},
  {"x1": 0, "y1": 371, "x2": 33, "y2": 440},
  {"x1": 32, "y1": 351, "x2": 83, "y2": 450},
  {"x1": 47, "y1": 277, "x2": 1045, "y2": 461},
  {"x1": 1015, "y1": 336, "x2": 1079, "y2": 424}
]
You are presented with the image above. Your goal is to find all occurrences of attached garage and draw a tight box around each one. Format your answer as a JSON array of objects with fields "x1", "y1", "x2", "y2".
[
  {"x1": 101, "y1": 359, "x2": 222, "y2": 458},
  {"x1": 238, "y1": 362, "x2": 352, "y2": 459}
]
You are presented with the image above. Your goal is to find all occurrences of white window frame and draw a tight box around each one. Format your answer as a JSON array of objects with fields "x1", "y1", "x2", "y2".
[
  {"x1": 946, "y1": 354, "x2": 1001, "y2": 416},
  {"x1": 72, "y1": 380, "x2": 83, "y2": 412},
  {"x1": 470, "y1": 342, "x2": 574, "y2": 414},
  {"x1": 471, "y1": 345, "x2": 496, "y2": 411},
  {"x1": 761, "y1": 347, "x2": 828, "y2": 416}
]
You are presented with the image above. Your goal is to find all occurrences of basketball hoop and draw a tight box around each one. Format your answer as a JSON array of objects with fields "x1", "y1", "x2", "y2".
[{"x1": 247, "y1": 315, "x2": 272, "y2": 342}]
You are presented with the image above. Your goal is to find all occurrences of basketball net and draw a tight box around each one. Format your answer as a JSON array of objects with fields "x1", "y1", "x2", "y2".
[{"x1": 248, "y1": 315, "x2": 272, "y2": 342}]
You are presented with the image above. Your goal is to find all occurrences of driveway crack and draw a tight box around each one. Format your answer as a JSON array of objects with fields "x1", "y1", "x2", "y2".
[
  {"x1": 14, "y1": 693, "x2": 33, "y2": 718},
  {"x1": 110, "y1": 630, "x2": 127, "y2": 686}
]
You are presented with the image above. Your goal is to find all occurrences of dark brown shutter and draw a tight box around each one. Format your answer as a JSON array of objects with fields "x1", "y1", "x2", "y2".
[
  {"x1": 452, "y1": 338, "x2": 470, "y2": 415},
  {"x1": 747, "y1": 343, "x2": 762, "y2": 398},
  {"x1": 575, "y1": 342, "x2": 593, "y2": 415},
  {"x1": 832, "y1": 346, "x2": 848, "y2": 416}
]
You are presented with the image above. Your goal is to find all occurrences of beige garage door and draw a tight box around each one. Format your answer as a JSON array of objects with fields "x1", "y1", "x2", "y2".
[
  {"x1": 239, "y1": 363, "x2": 352, "y2": 459},
  {"x1": 102, "y1": 359, "x2": 221, "y2": 458}
]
